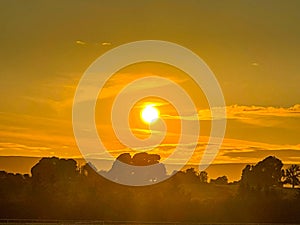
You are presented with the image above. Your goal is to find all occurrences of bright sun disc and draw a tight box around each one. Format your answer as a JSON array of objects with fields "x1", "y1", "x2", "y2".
[{"x1": 141, "y1": 105, "x2": 159, "y2": 124}]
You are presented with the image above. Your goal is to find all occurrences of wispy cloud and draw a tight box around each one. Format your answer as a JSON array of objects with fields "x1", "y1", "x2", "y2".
[
  {"x1": 213, "y1": 138, "x2": 300, "y2": 164},
  {"x1": 0, "y1": 142, "x2": 51, "y2": 151},
  {"x1": 97, "y1": 73, "x2": 189, "y2": 100},
  {"x1": 102, "y1": 137, "x2": 300, "y2": 165},
  {"x1": 101, "y1": 42, "x2": 112, "y2": 46},
  {"x1": 164, "y1": 104, "x2": 300, "y2": 122},
  {"x1": 75, "y1": 40, "x2": 113, "y2": 47},
  {"x1": 75, "y1": 40, "x2": 87, "y2": 45},
  {"x1": 223, "y1": 149, "x2": 300, "y2": 161},
  {"x1": 0, "y1": 142, "x2": 53, "y2": 157},
  {"x1": 224, "y1": 104, "x2": 300, "y2": 127},
  {"x1": 226, "y1": 104, "x2": 300, "y2": 118}
]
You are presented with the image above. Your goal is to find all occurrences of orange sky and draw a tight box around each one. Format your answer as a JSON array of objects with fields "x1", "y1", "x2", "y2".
[{"x1": 0, "y1": 0, "x2": 299, "y2": 168}]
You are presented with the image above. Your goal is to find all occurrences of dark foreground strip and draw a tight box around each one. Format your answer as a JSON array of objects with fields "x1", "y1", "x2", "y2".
[{"x1": 0, "y1": 220, "x2": 298, "y2": 225}]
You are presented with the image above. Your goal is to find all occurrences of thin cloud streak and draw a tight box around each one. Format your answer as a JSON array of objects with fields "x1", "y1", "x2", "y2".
[{"x1": 164, "y1": 104, "x2": 300, "y2": 121}]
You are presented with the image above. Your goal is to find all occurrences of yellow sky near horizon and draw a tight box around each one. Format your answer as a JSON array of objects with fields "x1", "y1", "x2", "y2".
[
  {"x1": 0, "y1": 103, "x2": 299, "y2": 164},
  {"x1": 0, "y1": 0, "x2": 300, "y2": 168},
  {"x1": 1, "y1": 61, "x2": 299, "y2": 165}
]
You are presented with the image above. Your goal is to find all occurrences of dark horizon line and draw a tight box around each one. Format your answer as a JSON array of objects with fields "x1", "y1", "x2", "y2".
[{"x1": 0, "y1": 155, "x2": 296, "y2": 166}]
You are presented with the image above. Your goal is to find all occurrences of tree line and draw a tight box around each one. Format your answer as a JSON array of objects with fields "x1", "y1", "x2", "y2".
[{"x1": 0, "y1": 153, "x2": 300, "y2": 222}]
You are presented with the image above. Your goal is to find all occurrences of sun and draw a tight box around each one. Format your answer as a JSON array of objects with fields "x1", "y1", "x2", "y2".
[{"x1": 141, "y1": 105, "x2": 160, "y2": 124}]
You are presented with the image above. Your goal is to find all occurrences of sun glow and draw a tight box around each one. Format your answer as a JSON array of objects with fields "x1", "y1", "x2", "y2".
[{"x1": 141, "y1": 105, "x2": 160, "y2": 124}]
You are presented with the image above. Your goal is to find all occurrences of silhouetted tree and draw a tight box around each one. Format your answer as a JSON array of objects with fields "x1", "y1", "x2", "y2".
[
  {"x1": 132, "y1": 152, "x2": 160, "y2": 166},
  {"x1": 284, "y1": 164, "x2": 300, "y2": 188},
  {"x1": 210, "y1": 176, "x2": 228, "y2": 185},
  {"x1": 182, "y1": 168, "x2": 200, "y2": 183},
  {"x1": 30, "y1": 157, "x2": 80, "y2": 218},
  {"x1": 107, "y1": 152, "x2": 167, "y2": 185},
  {"x1": 199, "y1": 171, "x2": 208, "y2": 183},
  {"x1": 31, "y1": 157, "x2": 78, "y2": 186},
  {"x1": 240, "y1": 156, "x2": 283, "y2": 191}
]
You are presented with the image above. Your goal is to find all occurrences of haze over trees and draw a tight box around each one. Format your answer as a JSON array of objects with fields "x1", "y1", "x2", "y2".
[{"x1": 0, "y1": 153, "x2": 300, "y2": 222}]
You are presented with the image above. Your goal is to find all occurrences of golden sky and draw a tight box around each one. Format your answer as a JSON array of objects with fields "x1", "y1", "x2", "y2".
[{"x1": 0, "y1": 0, "x2": 299, "y2": 166}]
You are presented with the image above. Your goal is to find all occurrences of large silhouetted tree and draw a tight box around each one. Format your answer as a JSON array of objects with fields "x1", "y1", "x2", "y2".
[
  {"x1": 107, "y1": 152, "x2": 167, "y2": 185},
  {"x1": 284, "y1": 164, "x2": 300, "y2": 188},
  {"x1": 240, "y1": 156, "x2": 283, "y2": 190},
  {"x1": 31, "y1": 157, "x2": 78, "y2": 185}
]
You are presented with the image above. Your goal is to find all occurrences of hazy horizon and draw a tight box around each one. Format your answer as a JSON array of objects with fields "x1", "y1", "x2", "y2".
[{"x1": 0, "y1": 155, "x2": 295, "y2": 182}]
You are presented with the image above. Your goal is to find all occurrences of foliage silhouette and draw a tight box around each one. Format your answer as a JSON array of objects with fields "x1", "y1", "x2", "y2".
[
  {"x1": 210, "y1": 175, "x2": 228, "y2": 185},
  {"x1": 199, "y1": 171, "x2": 208, "y2": 184},
  {"x1": 283, "y1": 164, "x2": 300, "y2": 188},
  {"x1": 240, "y1": 156, "x2": 283, "y2": 192},
  {"x1": 106, "y1": 152, "x2": 167, "y2": 185},
  {"x1": 0, "y1": 154, "x2": 299, "y2": 223}
]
